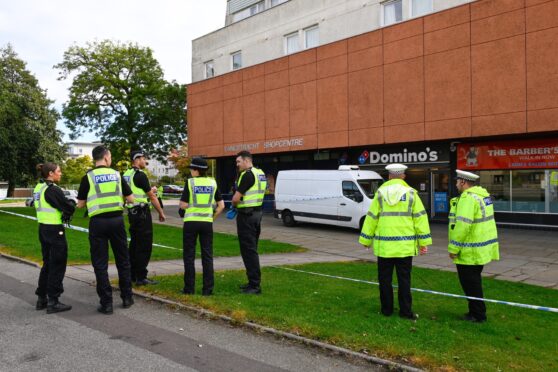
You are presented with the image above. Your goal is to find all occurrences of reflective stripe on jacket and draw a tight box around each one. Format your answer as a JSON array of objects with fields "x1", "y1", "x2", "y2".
[
  {"x1": 86, "y1": 168, "x2": 124, "y2": 217},
  {"x1": 123, "y1": 168, "x2": 149, "y2": 207},
  {"x1": 448, "y1": 186, "x2": 499, "y2": 265},
  {"x1": 184, "y1": 177, "x2": 217, "y2": 223},
  {"x1": 33, "y1": 182, "x2": 62, "y2": 225},
  {"x1": 237, "y1": 168, "x2": 267, "y2": 209},
  {"x1": 359, "y1": 178, "x2": 432, "y2": 257}
]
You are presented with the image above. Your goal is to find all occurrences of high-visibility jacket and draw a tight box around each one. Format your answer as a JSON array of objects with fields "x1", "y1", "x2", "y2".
[
  {"x1": 33, "y1": 182, "x2": 62, "y2": 225},
  {"x1": 237, "y1": 168, "x2": 267, "y2": 209},
  {"x1": 359, "y1": 179, "x2": 432, "y2": 257},
  {"x1": 184, "y1": 177, "x2": 217, "y2": 223},
  {"x1": 551, "y1": 171, "x2": 558, "y2": 186},
  {"x1": 448, "y1": 186, "x2": 499, "y2": 265},
  {"x1": 86, "y1": 168, "x2": 124, "y2": 217},
  {"x1": 157, "y1": 185, "x2": 163, "y2": 197},
  {"x1": 123, "y1": 168, "x2": 149, "y2": 207}
]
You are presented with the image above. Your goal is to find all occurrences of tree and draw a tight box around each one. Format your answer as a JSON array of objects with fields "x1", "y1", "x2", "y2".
[
  {"x1": 168, "y1": 143, "x2": 216, "y2": 180},
  {"x1": 60, "y1": 155, "x2": 93, "y2": 185},
  {"x1": 0, "y1": 45, "x2": 65, "y2": 194},
  {"x1": 55, "y1": 40, "x2": 187, "y2": 163}
]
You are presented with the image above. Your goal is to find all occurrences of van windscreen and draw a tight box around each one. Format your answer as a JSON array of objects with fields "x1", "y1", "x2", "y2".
[{"x1": 357, "y1": 179, "x2": 382, "y2": 199}]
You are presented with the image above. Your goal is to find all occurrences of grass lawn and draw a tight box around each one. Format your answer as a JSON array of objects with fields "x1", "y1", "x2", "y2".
[
  {"x1": 0, "y1": 207, "x2": 303, "y2": 265},
  {"x1": 137, "y1": 262, "x2": 558, "y2": 371}
]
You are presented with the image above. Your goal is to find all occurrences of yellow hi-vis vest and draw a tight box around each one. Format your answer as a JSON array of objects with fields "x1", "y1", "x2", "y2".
[
  {"x1": 236, "y1": 168, "x2": 267, "y2": 209},
  {"x1": 123, "y1": 168, "x2": 149, "y2": 207},
  {"x1": 86, "y1": 168, "x2": 124, "y2": 217},
  {"x1": 359, "y1": 179, "x2": 432, "y2": 257},
  {"x1": 448, "y1": 186, "x2": 499, "y2": 265},
  {"x1": 33, "y1": 182, "x2": 63, "y2": 225},
  {"x1": 184, "y1": 177, "x2": 217, "y2": 223},
  {"x1": 551, "y1": 171, "x2": 558, "y2": 186}
]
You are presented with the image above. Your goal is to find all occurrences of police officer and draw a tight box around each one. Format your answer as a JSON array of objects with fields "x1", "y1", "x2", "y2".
[
  {"x1": 77, "y1": 145, "x2": 135, "y2": 314},
  {"x1": 178, "y1": 157, "x2": 224, "y2": 295},
  {"x1": 449, "y1": 170, "x2": 499, "y2": 323},
  {"x1": 359, "y1": 164, "x2": 431, "y2": 319},
  {"x1": 33, "y1": 162, "x2": 75, "y2": 314},
  {"x1": 232, "y1": 151, "x2": 267, "y2": 294},
  {"x1": 123, "y1": 150, "x2": 166, "y2": 286}
]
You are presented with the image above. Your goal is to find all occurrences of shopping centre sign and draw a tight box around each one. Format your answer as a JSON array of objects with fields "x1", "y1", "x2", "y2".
[
  {"x1": 458, "y1": 139, "x2": 558, "y2": 170},
  {"x1": 224, "y1": 137, "x2": 304, "y2": 153}
]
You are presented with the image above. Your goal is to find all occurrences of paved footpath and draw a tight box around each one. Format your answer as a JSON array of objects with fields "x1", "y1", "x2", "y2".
[{"x1": 63, "y1": 199, "x2": 558, "y2": 290}]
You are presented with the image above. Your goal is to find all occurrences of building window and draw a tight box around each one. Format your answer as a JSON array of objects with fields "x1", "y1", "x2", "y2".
[
  {"x1": 383, "y1": 0, "x2": 403, "y2": 26},
  {"x1": 412, "y1": 0, "x2": 433, "y2": 17},
  {"x1": 231, "y1": 51, "x2": 242, "y2": 70},
  {"x1": 285, "y1": 32, "x2": 299, "y2": 54},
  {"x1": 271, "y1": 0, "x2": 288, "y2": 6},
  {"x1": 304, "y1": 25, "x2": 319, "y2": 49},
  {"x1": 204, "y1": 60, "x2": 214, "y2": 78},
  {"x1": 232, "y1": 1, "x2": 265, "y2": 23}
]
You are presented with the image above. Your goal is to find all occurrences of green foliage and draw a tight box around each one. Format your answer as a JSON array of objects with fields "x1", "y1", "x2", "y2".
[
  {"x1": 55, "y1": 40, "x2": 187, "y2": 164},
  {"x1": 159, "y1": 175, "x2": 174, "y2": 185},
  {"x1": 0, "y1": 45, "x2": 65, "y2": 192},
  {"x1": 61, "y1": 155, "x2": 93, "y2": 184}
]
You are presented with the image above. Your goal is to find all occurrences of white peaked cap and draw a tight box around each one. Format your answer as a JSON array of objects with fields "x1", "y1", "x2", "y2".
[
  {"x1": 456, "y1": 169, "x2": 480, "y2": 181},
  {"x1": 385, "y1": 163, "x2": 408, "y2": 174}
]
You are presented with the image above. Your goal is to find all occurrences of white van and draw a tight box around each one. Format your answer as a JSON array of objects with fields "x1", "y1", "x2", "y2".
[{"x1": 274, "y1": 165, "x2": 383, "y2": 230}]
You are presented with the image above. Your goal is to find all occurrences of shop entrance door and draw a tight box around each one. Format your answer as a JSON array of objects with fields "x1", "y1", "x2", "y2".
[
  {"x1": 431, "y1": 170, "x2": 450, "y2": 219},
  {"x1": 405, "y1": 168, "x2": 431, "y2": 217}
]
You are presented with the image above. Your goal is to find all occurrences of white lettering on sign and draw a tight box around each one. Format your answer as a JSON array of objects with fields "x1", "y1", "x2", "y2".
[
  {"x1": 264, "y1": 138, "x2": 304, "y2": 149},
  {"x1": 224, "y1": 143, "x2": 260, "y2": 153},
  {"x1": 193, "y1": 186, "x2": 213, "y2": 194},
  {"x1": 94, "y1": 174, "x2": 118, "y2": 184},
  {"x1": 224, "y1": 138, "x2": 304, "y2": 153},
  {"x1": 369, "y1": 147, "x2": 439, "y2": 164}
]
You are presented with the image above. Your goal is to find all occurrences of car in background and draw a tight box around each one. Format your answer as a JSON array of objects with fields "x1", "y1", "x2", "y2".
[
  {"x1": 162, "y1": 185, "x2": 183, "y2": 194},
  {"x1": 25, "y1": 189, "x2": 78, "y2": 207}
]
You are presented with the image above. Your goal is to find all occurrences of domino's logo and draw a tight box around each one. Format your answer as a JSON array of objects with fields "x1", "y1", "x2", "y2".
[
  {"x1": 194, "y1": 186, "x2": 213, "y2": 194},
  {"x1": 94, "y1": 174, "x2": 118, "y2": 184}
]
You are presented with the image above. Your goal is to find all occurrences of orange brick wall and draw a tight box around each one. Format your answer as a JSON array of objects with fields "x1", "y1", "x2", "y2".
[{"x1": 187, "y1": 0, "x2": 558, "y2": 158}]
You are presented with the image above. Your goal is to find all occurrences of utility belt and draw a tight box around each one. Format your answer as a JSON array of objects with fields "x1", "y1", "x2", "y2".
[
  {"x1": 237, "y1": 206, "x2": 262, "y2": 215},
  {"x1": 129, "y1": 202, "x2": 150, "y2": 215}
]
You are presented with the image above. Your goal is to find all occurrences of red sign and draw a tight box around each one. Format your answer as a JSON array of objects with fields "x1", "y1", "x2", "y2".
[{"x1": 457, "y1": 139, "x2": 558, "y2": 170}]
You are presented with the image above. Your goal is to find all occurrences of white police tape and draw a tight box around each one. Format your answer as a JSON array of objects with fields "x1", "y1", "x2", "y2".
[
  {"x1": 0, "y1": 209, "x2": 181, "y2": 251},
  {"x1": 270, "y1": 266, "x2": 558, "y2": 314},
  {"x1": 2, "y1": 208, "x2": 557, "y2": 313}
]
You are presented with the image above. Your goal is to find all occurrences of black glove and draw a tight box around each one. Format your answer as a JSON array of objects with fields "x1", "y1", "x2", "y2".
[
  {"x1": 62, "y1": 213, "x2": 72, "y2": 227},
  {"x1": 178, "y1": 208, "x2": 185, "y2": 218}
]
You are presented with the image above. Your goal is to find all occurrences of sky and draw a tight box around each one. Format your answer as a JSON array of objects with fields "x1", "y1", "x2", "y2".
[{"x1": 0, "y1": 0, "x2": 227, "y2": 141}]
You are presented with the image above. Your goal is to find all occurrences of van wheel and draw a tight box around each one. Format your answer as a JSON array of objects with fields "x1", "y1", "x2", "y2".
[{"x1": 282, "y1": 210, "x2": 296, "y2": 227}]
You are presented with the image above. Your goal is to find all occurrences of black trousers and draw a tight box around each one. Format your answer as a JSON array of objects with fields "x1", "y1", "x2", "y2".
[
  {"x1": 377, "y1": 256, "x2": 413, "y2": 316},
  {"x1": 456, "y1": 264, "x2": 487, "y2": 320},
  {"x1": 89, "y1": 216, "x2": 132, "y2": 305},
  {"x1": 36, "y1": 224, "x2": 68, "y2": 300},
  {"x1": 182, "y1": 221, "x2": 214, "y2": 294},
  {"x1": 128, "y1": 208, "x2": 153, "y2": 281},
  {"x1": 236, "y1": 210, "x2": 262, "y2": 288}
]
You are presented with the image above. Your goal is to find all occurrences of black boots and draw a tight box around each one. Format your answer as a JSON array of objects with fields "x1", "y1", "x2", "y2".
[
  {"x1": 46, "y1": 298, "x2": 72, "y2": 314},
  {"x1": 97, "y1": 303, "x2": 114, "y2": 315},
  {"x1": 36, "y1": 296, "x2": 48, "y2": 310},
  {"x1": 122, "y1": 297, "x2": 134, "y2": 309}
]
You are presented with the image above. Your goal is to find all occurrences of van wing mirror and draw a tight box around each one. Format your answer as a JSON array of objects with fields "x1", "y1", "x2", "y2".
[{"x1": 354, "y1": 193, "x2": 364, "y2": 203}]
